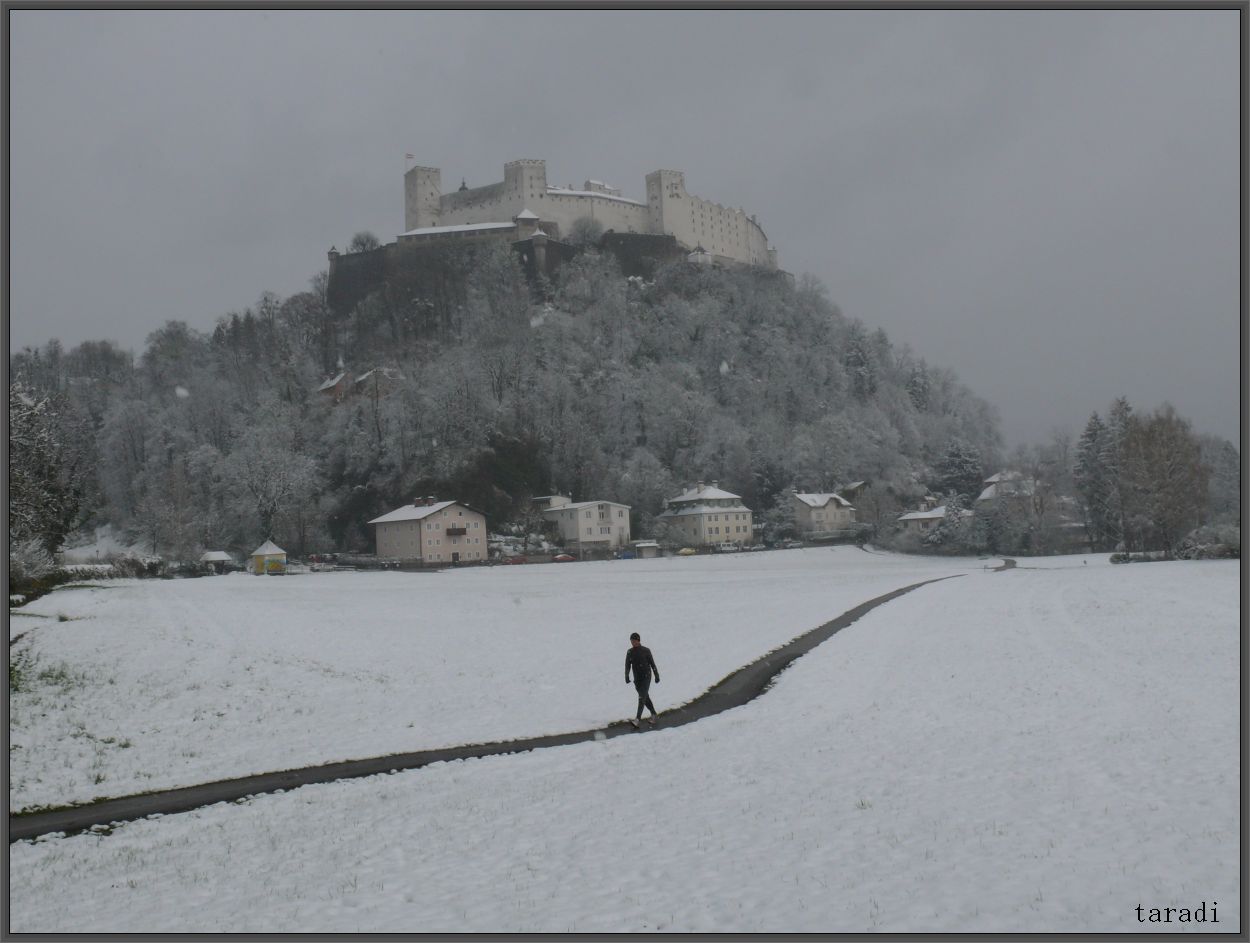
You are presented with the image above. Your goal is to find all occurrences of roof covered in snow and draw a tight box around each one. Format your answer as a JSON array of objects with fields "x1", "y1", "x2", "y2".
[
  {"x1": 898, "y1": 507, "x2": 948, "y2": 522},
  {"x1": 542, "y1": 500, "x2": 631, "y2": 515},
  {"x1": 976, "y1": 475, "x2": 1036, "y2": 502},
  {"x1": 354, "y1": 367, "x2": 406, "y2": 385},
  {"x1": 251, "y1": 540, "x2": 286, "y2": 556},
  {"x1": 514, "y1": 208, "x2": 539, "y2": 220},
  {"x1": 657, "y1": 502, "x2": 749, "y2": 519},
  {"x1": 199, "y1": 551, "x2": 233, "y2": 562},
  {"x1": 546, "y1": 186, "x2": 646, "y2": 207},
  {"x1": 317, "y1": 372, "x2": 346, "y2": 391},
  {"x1": 368, "y1": 500, "x2": 459, "y2": 525},
  {"x1": 793, "y1": 492, "x2": 853, "y2": 509},
  {"x1": 667, "y1": 484, "x2": 743, "y2": 504},
  {"x1": 400, "y1": 222, "x2": 515, "y2": 237}
]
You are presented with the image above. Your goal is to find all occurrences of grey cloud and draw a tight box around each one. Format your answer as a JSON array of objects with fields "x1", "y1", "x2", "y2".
[{"x1": 7, "y1": 9, "x2": 1239, "y2": 446}]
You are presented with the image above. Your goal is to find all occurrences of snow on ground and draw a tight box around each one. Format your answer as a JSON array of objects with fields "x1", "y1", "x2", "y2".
[
  {"x1": 9, "y1": 554, "x2": 1237, "y2": 932},
  {"x1": 9, "y1": 548, "x2": 977, "y2": 809}
]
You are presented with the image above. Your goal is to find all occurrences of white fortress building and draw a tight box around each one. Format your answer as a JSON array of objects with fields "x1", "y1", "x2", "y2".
[{"x1": 404, "y1": 159, "x2": 779, "y2": 270}]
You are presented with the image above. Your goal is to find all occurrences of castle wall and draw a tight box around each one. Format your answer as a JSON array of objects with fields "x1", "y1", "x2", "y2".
[
  {"x1": 540, "y1": 188, "x2": 651, "y2": 235},
  {"x1": 647, "y1": 169, "x2": 772, "y2": 267},
  {"x1": 403, "y1": 159, "x2": 777, "y2": 268}
]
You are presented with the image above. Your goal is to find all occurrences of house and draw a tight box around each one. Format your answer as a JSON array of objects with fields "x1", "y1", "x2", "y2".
[
  {"x1": 199, "y1": 550, "x2": 233, "y2": 574},
  {"x1": 368, "y1": 497, "x2": 488, "y2": 565},
  {"x1": 539, "y1": 495, "x2": 632, "y2": 552},
  {"x1": 656, "y1": 480, "x2": 754, "y2": 547},
  {"x1": 316, "y1": 371, "x2": 352, "y2": 401},
  {"x1": 976, "y1": 471, "x2": 1036, "y2": 504},
  {"x1": 790, "y1": 491, "x2": 856, "y2": 537},
  {"x1": 839, "y1": 480, "x2": 870, "y2": 502},
  {"x1": 353, "y1": 367, "x2": 406, "y2": 399},
  {"x1": 631, "y1": 540, "x2": 661, "y2": 559},
  {"x1": 897, "y1": 504, "x2": 972, "y2": 534},
  {"x1": 250, "y1": 540, "x2": 287, "y2": 575}
]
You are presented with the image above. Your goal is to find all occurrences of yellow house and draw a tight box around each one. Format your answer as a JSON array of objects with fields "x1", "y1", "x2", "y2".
[
  {"x1": 656, "y1": 480, "x2": 754, "y2": 547},
  {"x1": 250, "y1": 540, "x2": 287, "y2": 575}
]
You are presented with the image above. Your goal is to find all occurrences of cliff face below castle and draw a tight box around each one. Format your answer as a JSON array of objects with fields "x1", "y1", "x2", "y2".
[{"x1": 327, "y1": 232, "x2": 685, "y2": 319}]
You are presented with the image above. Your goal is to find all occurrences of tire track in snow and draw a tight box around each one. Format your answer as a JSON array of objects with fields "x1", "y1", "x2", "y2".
[{"x1": 9, "y1": 574, "x2": 962, "y2": 842}]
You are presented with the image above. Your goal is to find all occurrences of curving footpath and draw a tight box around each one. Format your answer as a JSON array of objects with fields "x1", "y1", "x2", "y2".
[{"x1": 10, "y1": 574, "x2": 961, "y2": 843}]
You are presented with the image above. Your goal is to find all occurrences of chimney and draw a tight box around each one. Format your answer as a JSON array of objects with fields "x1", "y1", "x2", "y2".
[
  {"x1": 695, "y1": 480, "x2": 704, "y2": 492},
  {"x1": 712, "y1": 480, "x2": 719, "y2": 490}
]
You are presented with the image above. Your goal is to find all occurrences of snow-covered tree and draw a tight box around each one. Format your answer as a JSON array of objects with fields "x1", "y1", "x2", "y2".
[
  {"x1": 9, "y1": 384, "x2": 84, "y2": 555},
  {"x1": 933, "y1": 438, "x2": 984, "y2": 500},
  {"x1": 1074, "y1": 412, "x2": 1114, "y2": 550},
  {"x1": 1119, "y1": 403, "x2": 1208, "y2": 556}
]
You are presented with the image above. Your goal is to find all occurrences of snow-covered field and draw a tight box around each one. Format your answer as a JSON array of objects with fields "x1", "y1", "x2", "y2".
[
  {"x1": 9, "y1": 548, "x2": 977, "y2": 809},
  {"x1": 9, "y1": 550, "x2": 1239, "y2": 933}
]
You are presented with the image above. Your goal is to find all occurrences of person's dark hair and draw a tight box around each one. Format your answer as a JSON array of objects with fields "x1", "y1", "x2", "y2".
[{"x1": 630, "y1": 632, "x2": 641, "y2": 641}]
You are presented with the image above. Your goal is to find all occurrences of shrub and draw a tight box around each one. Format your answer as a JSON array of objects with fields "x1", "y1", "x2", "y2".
[
  {"x1": 1176, "y1": 523, "x2": 1241, "y2": 560},
  {"x1": 8, "y1": 539, "x2": 56, "y2": 585},
  {"x1": 109, "y1": 555, "x2": 167, "y2": 579}
]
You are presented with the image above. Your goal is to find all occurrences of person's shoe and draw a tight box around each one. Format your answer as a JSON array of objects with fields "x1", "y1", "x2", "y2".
[
  {"x1": 647, "y1": 714, "x2": 657, "y2": 725},
  {"x1": 629, "y1": 718, "x2": 640, "y2": 729}
]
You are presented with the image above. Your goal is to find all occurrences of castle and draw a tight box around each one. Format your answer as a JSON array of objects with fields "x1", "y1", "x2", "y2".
[
  {"x1": 325, "y1": 159, "x2": 781, "y2": 318},
  {"x1": 403, "y1": 159, "x2": 778, "y2": 270}
]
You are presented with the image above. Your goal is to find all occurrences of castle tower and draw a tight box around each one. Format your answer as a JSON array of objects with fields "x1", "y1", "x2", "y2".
[
  {"x1": 503, "y1": 159, "x2": 548, "y2": 205},
  {"x1": 646, "y1": 169, "x2": 686, "y2": 238},
  {"x1": 404, "y1": 164, "x2": 442, "y2": 231}
]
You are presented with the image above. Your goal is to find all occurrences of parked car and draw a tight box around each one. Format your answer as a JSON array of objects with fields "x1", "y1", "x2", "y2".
[
  {"x1": 501, "y1": 555, "x2": 528, "y2": 565},
  {"x1": 552, "y1": 553, "x2": 576, "y2": 562},
  {"x1": 677, "y1": 547, "x2": 697, "y2": 556},
  {"x1": 714, "y1": 542, "x2": 740, "y2": 553},
  {"x1": 617, "y1": 550, "x2": 636, "y2": 560},
  {"x1": 782, "y1": 540, "x2": 804, "y2": 550}
]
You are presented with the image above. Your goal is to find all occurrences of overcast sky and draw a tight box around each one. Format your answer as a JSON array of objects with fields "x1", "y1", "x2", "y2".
[{"x1": 8, "y1": 10, "x2": 1241, "y2": 447}]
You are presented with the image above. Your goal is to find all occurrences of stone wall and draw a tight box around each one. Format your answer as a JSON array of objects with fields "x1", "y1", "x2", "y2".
[{"x1": 402, "y1": 159, "x2": 776, "y2": 269}]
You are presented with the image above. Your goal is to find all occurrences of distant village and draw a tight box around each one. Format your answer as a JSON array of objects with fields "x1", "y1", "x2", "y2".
[{"x1": 227, "y1": 470, "x2": 1071, "y2": 575}]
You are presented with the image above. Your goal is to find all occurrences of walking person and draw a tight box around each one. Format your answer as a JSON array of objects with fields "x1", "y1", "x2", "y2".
[{"x1": 625, "y1": 631, "x2": 660, "y2": 728}]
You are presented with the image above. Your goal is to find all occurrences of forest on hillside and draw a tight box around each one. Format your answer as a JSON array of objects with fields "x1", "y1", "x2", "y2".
[{"x1": 9, "y1": 239, "x2": 1237, "y2": 569}]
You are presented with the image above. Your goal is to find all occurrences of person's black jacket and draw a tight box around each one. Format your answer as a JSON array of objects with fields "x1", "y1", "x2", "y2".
[{"x1": 626, "y1": 645, "x2": 659, "y2": 685}]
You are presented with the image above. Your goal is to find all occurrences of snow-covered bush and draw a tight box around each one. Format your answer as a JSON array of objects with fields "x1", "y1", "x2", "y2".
[
  {"x1": 9, "y1": 539, "x2": 56, "y2": 585},
  {"x1": 108, "y1": 554, "x2": 167, "y2": 579},
  {"x1": 1176, "y1": 523, "x2": 1240, "y2": 560}
]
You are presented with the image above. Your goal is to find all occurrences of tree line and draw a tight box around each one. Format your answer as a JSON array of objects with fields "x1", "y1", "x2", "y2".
[{"x1": 8, "y1": 239, "x2": 1236, "y2": 568}]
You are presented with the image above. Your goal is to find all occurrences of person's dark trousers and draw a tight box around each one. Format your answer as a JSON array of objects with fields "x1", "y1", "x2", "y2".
[{"x1": 634, "y1": 678, "x2": 656, "y2": 719}]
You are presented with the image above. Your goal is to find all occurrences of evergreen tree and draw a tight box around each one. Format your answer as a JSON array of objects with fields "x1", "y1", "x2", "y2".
[
  {"x1": 906, "y1": 358, "x2": 930, "y2": 412},
  {"x1": 843, "y1": 322, "x2": 877, "y2": 403},
  {"x1": 933, "y1": 438, "x2": 984, "y2": 500},
  {"x1": 1102, "y1": 396, "x2": 1134, "y2": 550},
  {"x1": 1074, "y1": 412, "x2": 1113, "y2": 550}
]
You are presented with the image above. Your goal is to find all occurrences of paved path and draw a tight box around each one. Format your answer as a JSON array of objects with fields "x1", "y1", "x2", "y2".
[{"x1": 9, "y1": 574, "x2": 960, "y2": 843}]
